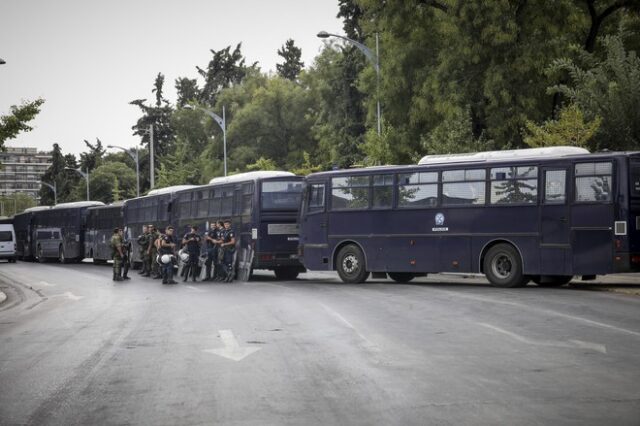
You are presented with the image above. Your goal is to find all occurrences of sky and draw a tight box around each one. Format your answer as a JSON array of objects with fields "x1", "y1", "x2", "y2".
[{"x1": 0, "y1": 0, "x2": 343, "y2": 156}]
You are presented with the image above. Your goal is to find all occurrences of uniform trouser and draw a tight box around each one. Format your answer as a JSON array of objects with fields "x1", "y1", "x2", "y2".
[
  {"x1": 162, "y1": 262, "x2": 173, "y2": 282},
  {"x1": 222, "y1": 249, "x2": 235, "y2": 278},
  {"x1": 122, "y1": 254, "x2": 129, "y2": 277},
  {"x1": 150, "y1": 250, "x2": 160, "y2": 276},
  {"x1": 184, "y1": 253, "x2": 199, "y2": 280},
  {"x1": 141, "y1": 251, "x2": 150, "y2": 273},
  {"x1": 113, "y1": 255, "x2": 122, "y2": 278},
  {"x1": 205, "y1": 247, "x2": 218, "y2": 279}
]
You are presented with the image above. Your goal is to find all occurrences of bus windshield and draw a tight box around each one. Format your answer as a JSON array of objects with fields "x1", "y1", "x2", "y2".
[{"x1": 261, "y1": 180, "x2": 303, "y2": 210}]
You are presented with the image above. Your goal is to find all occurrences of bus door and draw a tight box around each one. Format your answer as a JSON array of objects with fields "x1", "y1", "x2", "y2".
[
  {"x1": 300, "y1": 182, "x2": 328, "y2": 269},
  {"x1": 539, "y1": 168, "x2": 571, "y2": 275}
]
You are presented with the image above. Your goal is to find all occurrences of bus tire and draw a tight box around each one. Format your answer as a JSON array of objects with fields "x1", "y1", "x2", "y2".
[
  {"x1": 483, "y1": 243, "x2": 527, "y2": 288},
  {"x1": 388, "y1": 272, "x2": 416, "y2": 283},
  {"x1": 336, "y1": 244, "x2": 369, "y2": 284},
  {"x1": 533, "y1": 275, "x2": 573, "y2": 287},
  {"x1": 274, "y1": 267, "x2": 299, "y2": 281}
]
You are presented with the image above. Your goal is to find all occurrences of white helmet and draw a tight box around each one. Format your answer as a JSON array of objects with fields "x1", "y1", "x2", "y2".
[
  {"x1": 160, "y1": 254, "x2": 173, "y2": 264},
  {"x1": 179, "y1": 251, "x2": 189, "y2": 262}
]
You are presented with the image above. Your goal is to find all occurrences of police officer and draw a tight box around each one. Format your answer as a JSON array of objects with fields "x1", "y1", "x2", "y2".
[
  {"x1": 121, "y1": 232, "x2": 131, "y2": 280},
  {"x1": 214, "y1": 220, "x2": 225, "y2": 280},
  {"x1": 148, "y1": 224, "x2": 162, "y2": 279},
  {"x1": 159, "y1": 226, "x2": 177, "y2": 284},
  {"x1": 204, "y1": 221, "x2": 220, "y2": 281},
  {"x1": 181, "y1": 225, "x2": 202, "y2": 282},
  {"x1": 137, "y1": 225, "x2": 151, "y2": 276},
  {"x1": 220, "y1": 219, "x2": 236, "y2": 283},
  {"x1": 110, "y1": 228, "x2": 124, "y2": 281}
]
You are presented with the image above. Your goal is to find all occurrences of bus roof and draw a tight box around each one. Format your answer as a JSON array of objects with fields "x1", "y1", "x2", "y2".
[
  {"x1": 51, "y1": 201, "x2": 105, "y2": 209},
  {"x1": 208, "y1": 171, "x2": 296, "y2": 185},
  {"x1": 418, "y1": 146, "x2": 589, "y2": 165},
  {"x1": 22, "y1": 206, "x2": 51, "y2": 213},
  {"x1": 146, "y1": 185, "x2": 199, "y2": 196},
  {"x1": 88, "y1": 202, "x2": 124, "y2": 210}
]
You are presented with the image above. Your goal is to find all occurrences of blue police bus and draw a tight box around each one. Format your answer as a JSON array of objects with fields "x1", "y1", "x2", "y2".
[
  {"x1": 85, "y1": 203, "x2": 124, "y2": 264},
  {"x1": 173, "y1": 171, "x2": 305, "y2": 280},
  {"x1": 13, "y1": 206, "x2": 51, "y2": 261},
  {"x1": 299, "y1": 147, "x2": 640, "y2": 287},
  {"x1": 123, "y1": 185, "x2": 197, "y2": 267},
  {"x1": 33, "y1": 201, "x2": 104, "y2": 263}
]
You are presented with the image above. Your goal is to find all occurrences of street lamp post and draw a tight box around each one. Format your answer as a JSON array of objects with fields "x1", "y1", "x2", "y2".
[
  {"x1": 66, "y1": 167, "x2": 89, "y2": 201},
  {"x1": 107, "y1": 144, "x2": 140, "y2": 197},
  {"x1": 41, "y1": 181, "x2": 57, "y2": 205},
  {"x1": 317, "y1": 31, "x2": 381, "y2": 135},
  {"x1": 184, "y1": 105, "x2": 227, "y2": 176}
]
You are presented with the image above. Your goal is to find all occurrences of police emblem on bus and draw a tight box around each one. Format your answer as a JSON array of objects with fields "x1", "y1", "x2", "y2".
[{"x1": 432, "y1": 213, "x2": 448, "y2": 232}]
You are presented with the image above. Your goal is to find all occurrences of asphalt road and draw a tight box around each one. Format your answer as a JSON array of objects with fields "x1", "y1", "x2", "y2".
[{"x1": 0, "y1": 262, "x2": 639, "y2": 426}]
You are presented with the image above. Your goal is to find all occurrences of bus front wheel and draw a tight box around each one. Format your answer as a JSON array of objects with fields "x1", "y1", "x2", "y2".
[
  {"x1": 274, "y1": 267, "x2": 299, "y2": 281},
  {"x1": 483, "y1": 244, "x2": 527, "y2": 288},
  {"x1": 388, "y1": 272, "x2": 416, "y2": 283},
  {"x1": 336, "y1": 244, "x2": 369, "y2": 284}
]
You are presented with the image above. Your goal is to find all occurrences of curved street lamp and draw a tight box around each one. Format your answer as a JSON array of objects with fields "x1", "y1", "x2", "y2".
[
  {"x1": 65, "y1": 167, "x2": 89, "y2": 201},
  {"x1": 41, "y1": 181, "x2": 57, "y2": 205},
  {"x1": 184, "y1": 104, "x2": 227, "y2": 176},
  {"x1": 107, "y1": 144, "x2": 140, "y2": 197},
  {"x1": 317, "y1": 31, "x2": 381, "y2": 135}
]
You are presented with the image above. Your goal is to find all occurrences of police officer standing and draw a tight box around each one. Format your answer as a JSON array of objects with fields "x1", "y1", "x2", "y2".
[
  {"x1": 110, "y1": 228, "x2": 124, "y2": 281},
  {"x1": 204, "y1": 221, "x2": 219, "y2": 281},
  {"x1": 220, "y1": 219, "x2": 236, "y2": 283},
  {"x1": 159, "y1": 226, "x2": 177, "y2": 284},
  {"x1": 181, "y1": 225, "x2": 202, "y2": 282},
  {"x1": 148, "y1": 224, "x2": 161, "y2": 279},
  {"x1": 137, "y1": 225, "x2": 151, "y2": 276},
  {"x1": 121, "y1": 232, "x2": 131, "y2": 280}
]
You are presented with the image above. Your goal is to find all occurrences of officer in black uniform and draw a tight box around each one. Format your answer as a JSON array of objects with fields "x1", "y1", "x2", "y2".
[
  {"x1": 159, "y1": 226, "x2": 177, "y2": 284},
  {"x1": 203, "y1": 221, "x2": 220, "y2": 281},
  {"x1": 181, "y1": 225, "x2": 201, "y2": 282},
  {"x1": 220, "y1": 219, "x2": 236, "y2": 283}
]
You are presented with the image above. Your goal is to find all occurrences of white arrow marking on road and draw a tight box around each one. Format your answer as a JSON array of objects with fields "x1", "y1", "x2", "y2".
[
  {"x1": 39, "y1": 281, "x2": 55, "y2": 287},
  {"x1": 479, "y1": 323, "x2": 607, "y2": 354},
  {"x1": 203, "y1": 330, "x2": 261, "y2": 361}
]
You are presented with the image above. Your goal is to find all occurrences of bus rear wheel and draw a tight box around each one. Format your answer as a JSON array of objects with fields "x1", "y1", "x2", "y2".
[
  {"x1": 483, "y1": 243, "x2": 527, "y2": 288},
  {"x1": 533, "y1": 275, "x2": 573, "y2": 287},
  {"x1": 388, "y1": 272, "x2": 416, "y2": 283},
  {"x1": 336, "y1": 244, "x2": 369, "y2": 284},
  {"x1": 274, "y1": 267, "x2": 299, "y2": 281}
]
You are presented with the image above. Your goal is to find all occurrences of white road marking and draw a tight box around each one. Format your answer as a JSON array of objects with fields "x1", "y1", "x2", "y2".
[
  {"x1": 51, "y1": 291, "x2": 84, "y2": 301},
  {"x1": 185, "y1": 285, "x2": 205, "y2": 292},
  {"x1": 479, "y1": 323, "x2": 607, "y2": 354},
  {"x1": 203, "y1": 330, "x2": 261, "y2": 361},
  {"x1": 39, "y1": 281, "x2": 55, "y2": 287},
  {"x1": 430, "y1": 289, "x2": 640, "y2": 338},
  {"x1": 320, "y1": 303, "x2": 379, "y2": 351}
]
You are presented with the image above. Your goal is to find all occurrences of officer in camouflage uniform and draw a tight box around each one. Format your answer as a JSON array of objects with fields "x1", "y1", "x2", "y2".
[
  {"x1": 137, "y1": 225, "x2": 151, "y2": 277},
  {"x1": 148, "y1": 224, "x2": 161, "y2": 279},
  {"x1": 111, "y1": 228, "x2": 124, "y2": 281}
]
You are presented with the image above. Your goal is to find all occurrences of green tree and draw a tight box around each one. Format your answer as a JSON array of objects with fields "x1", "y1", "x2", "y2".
[
  {"x1": 71, "y1": 162, "x2": 136, "y2": 203},
  {"x1": 246, "y1": 157, "x2": 278, "y2": 171},
  {"x1": 175, "y1": 77, "x2": 200, "y2": 108},
  {"x1": 111, "y1": 176, "x2": 121, "y2": 202},
  {"x1": 523, "y1": 104, "x2": 601, "y2": 148},
  {"x1": 276, "y1": 39, "x2": 304, "y2": 81},
  {"x1": 79, "y1": 138, "x2": 105, "y2": 172},
  {"x1": 39, "y1": 144, "x2": 80, "y2": 205},
  {"x1": 0, "y1": 98, "x2": 45, "y2": 147},
  {"x1": 0, "y1": 193, "x2": 36, "y2": 217},
  {"x1": 548, "y1": 31, "x2": 640, "y2": 150}
]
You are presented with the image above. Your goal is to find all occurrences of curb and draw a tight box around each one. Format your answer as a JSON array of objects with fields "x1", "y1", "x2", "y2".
[{"x1": 0, "y1": 290, "x2": 6, "y2": 305}]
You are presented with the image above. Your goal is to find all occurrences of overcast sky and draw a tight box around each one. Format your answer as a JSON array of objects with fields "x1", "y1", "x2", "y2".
[{"x1": 0, "y1": 0, "x2": 343, "y2": 156}]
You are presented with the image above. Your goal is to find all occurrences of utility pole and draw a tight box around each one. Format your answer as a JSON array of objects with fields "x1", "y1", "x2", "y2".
[{"x1": 149, "y1": 124, "x2": 155, "y2": 189}]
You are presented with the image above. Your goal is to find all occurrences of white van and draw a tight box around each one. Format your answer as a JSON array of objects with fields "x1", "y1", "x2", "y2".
[{"x1": 0, "y1": 224, "x2": 16, "y2": 262}]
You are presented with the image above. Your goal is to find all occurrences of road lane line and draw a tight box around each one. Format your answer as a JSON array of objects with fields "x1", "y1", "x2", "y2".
[
  {"x1": 479, "y1": 323, "x2": 607, "y2": 354},
  {"x1": 320, "y1": 303, "x2": 379, "y2": 351},
  {"x1": 428, "y1": 289, "x2": 640, "y2": 338}
]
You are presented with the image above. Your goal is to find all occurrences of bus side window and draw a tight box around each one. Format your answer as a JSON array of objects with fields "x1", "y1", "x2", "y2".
[
  {"x1": 309, "y1": 184, "x2": 325, "y2": 212},
  {"x1": 331, "y1": 176, "x2": 370, "y2": 210},
  {"x1": 544, "y1": 170, "x2": 566, "y2": 203},
  {"x1": 575, "y1": 162, "x2": 612, "y2": 202}
]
